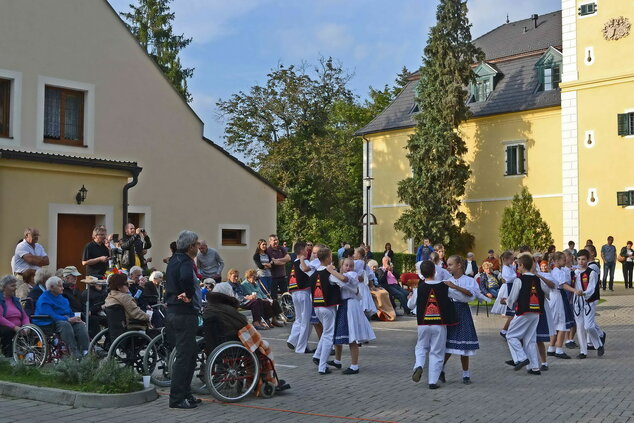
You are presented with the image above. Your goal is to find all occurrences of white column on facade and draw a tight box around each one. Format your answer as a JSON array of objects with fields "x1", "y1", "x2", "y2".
[{"x1": 561, "y1": 0, "x2": 579, "y2": 247}]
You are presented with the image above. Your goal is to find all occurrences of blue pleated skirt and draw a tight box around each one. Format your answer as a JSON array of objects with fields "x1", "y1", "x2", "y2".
[{"x1": 446, "y1": 302, "x2": 479, "y2": 355}]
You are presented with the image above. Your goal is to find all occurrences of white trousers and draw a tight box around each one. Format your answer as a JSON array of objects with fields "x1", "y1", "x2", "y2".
[
  {"x1": 414, "y1": 325, "x2": 447, "y2": 384},
  {"x1": 286, "y1": 289, "x2": 313, "y2": 353},
  {"x1": 573, "y1": 298, "x2": 602, "y2": 354},
  {"x1": 313, "y1": 307, "x2": 336, "y2": 372},
  {"x1": 506, "y1": 313, "x2": 540, "y2": 370}
]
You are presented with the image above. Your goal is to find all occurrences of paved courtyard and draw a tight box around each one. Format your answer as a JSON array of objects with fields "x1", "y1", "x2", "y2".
[{"x1": 0, "y1": 289, "x2": 633, "y2": 423}]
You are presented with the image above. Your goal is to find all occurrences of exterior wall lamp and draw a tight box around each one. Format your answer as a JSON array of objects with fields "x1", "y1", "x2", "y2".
[{"x1": 76, "y1": 185, "x2": 87, "y2": 204}]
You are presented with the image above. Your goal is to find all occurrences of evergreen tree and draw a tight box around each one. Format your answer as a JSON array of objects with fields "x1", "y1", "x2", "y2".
[
  {"x1": 365, "y1": 66, "x2": 411, "y2": 117},
  {"x1": 394, "y1": 0, "x2": 482, "y2": 248},
  {"x1": 120, "y1": 0, "x2": 194, "y2": 102},
  {"x1": 499, "y1": 187, "x2": 554, "y2": 251}
]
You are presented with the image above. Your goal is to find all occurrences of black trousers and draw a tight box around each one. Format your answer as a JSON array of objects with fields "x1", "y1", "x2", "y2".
[
  {"x1": 0, "y1": 326, "x2": 14, "y2": 357},
  {"x1": 623, "y1": 262, "x2": 634, "y2": 288},
  {"x1": 271, "y1": 277, "x2": 288, "y2": 300},
  {"x1": 166, "y1": 312, "x2": 198, "y2": 404}
]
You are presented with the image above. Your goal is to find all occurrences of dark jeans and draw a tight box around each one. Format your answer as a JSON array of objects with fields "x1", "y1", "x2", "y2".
[
  {"x1": 602, "y1": 261, "x2": 616, "y2": 290},
  {"x1": 623, "y1": 262, "x2": 634, "y2": 288},
  {"x1": 55, "y1": 320, "x2": 89, "y2": 357},
  {"x1": 0, "y1": 326, "x2": 15, "y2": 357},
  {"x1": 271, "y1": 276, "x2": 288, "y2": 300},
  {"x1": 384, "y1": 284, "x2": 411, "y2": 314},
  {"x1": 166, "y1": 312, "x2": 198, "y2": 404}
]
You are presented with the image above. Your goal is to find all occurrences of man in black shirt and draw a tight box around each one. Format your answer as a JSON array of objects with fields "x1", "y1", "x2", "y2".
[{"x1": 82, "y1": 226, "x2": 110, "y2": 278}]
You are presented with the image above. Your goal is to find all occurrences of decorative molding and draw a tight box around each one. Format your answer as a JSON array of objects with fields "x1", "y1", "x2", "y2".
[{"x1": 602, "y1": 16, "x2": 631, "y2": 41}]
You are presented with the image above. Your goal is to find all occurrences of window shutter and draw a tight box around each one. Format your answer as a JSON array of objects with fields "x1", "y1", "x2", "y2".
[
  {"x1": 505, "y1": 145, "x2": 511, "y2": 175},
  {"x1": 618, "y1": 113, "x2": 630, "y2": 136},
  {"x1": 552, "y1": 65, "x2": 561, "y2": 88},
  {"x1": 518, "y1": 144, "x2": 526, "y2": 174}
]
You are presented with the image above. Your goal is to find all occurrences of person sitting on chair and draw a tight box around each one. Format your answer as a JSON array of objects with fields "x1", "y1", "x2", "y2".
[
  {"x1": 33, "y1": 276, "x2": 89, "y2": 358},
  {"x1": 104, "y1": 273, "x2": 150, "y2": 331},
  {"x1": 0, "y1": 275, "x2": 30, "y2": 357},
  {"x1": 202, "y1": 282, "x2": 247, "y2": 352}
]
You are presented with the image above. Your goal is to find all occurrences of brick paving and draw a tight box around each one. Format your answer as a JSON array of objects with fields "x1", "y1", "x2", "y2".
[{"x1": 1, "y1": 288, "x2": 633, "y2": 423}]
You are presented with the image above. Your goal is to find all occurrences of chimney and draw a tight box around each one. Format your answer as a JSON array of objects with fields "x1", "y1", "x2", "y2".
[{"x1": 532, "y1": 14, "x2": 539, "y2": 28}]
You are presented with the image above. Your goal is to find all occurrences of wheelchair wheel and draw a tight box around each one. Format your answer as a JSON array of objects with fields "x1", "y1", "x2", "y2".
[
  {"x1": 144, "y1": 331, "x2": 171, "y2": 387},
  {"x1": 259, "y1": 381, "x2": 275, "y2": 399},
  {"x1": 88, "y1": 328, "x2": 109, "y2": 358},
  {"x1": 279, "y1": 293, "x2": 295, "y2": 322},
  {"x1": 204, "y1": 341, "x2": 259, "y2": 402},
  {"x1": 108, "y1": 331, "x2": 155, "y2": 374},
  {"x1": 13, "y1": 325, "x2": 48, "y2": 367},
  {"x1": 167, "y1": 337, "x2": 208, "y2": 394}
]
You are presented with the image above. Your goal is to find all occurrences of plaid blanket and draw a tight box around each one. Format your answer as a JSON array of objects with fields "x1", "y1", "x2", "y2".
[{"x1": 238, "y1": 323, "x2": 277, "y2": 394}]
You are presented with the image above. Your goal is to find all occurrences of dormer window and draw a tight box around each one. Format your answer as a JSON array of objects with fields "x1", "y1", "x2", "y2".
[
  {"x1": 535, "y1": 47, "x2": 563, "y2": 92},
  {"x1": 469, "y1": 62, "x2": 498, "y2": 103},
  {"x1": 409, "y1": 104, "x2": 419, "y2": 114}
]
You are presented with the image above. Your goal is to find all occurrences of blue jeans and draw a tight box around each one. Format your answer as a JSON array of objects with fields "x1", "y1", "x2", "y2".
[
  {"x1": 486, "y1": 288, "x2": 499, "y2": 298},
  {"x1": 385, "y1": 284, "x2": 411, "y2": 314},
  {"x1": 260, "y1": 276, "x2": 273, "y2": 295},
  {"x1": 602, "y1": 262, "x2": 615, "y2": 290}
]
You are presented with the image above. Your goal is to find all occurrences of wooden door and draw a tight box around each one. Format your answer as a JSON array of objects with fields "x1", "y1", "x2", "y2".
[{"x1": 57, "y1": 214, "x2": 96, "y2": 279}]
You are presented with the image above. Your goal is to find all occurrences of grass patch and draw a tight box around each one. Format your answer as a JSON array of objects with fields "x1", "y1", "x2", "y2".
[{"x1": 0, "y1": 356, "x2": 142, "y2": 394}]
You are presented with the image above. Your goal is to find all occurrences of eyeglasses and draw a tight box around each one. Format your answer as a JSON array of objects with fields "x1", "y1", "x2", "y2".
[{"x1": 307, "y1": 244, "x2": 313, "y2": 247}]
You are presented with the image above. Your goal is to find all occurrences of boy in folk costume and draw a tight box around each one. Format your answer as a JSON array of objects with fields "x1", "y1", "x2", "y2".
[
  {"x1": 310, "y1": 246, "x2": 343, "y2": 374},
  {"x1": 503, "y1": 254, "x2": 551, "y2": 375},
  {"x1": 408, "y1": 260, "x2": 459, "y2": 389},
  {"x1": 286, "y1": 241, "x2": 315, "y2": 354},
  {"x1": 573, "y1": 249, "x2": 604, "y2": 359},
  {"x1": 584, "y1": 245, "x2": 607, "y2": 350}
]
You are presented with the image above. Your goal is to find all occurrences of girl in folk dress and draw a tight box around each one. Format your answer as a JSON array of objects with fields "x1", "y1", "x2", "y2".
[
  {"x1": 442, "y1": 255, "x2": 479, "y2": 385},
  {"x1": 495, "y1": 251, "x2": 518, "y2": 337},
  {"x1": 352, "y1": 248, "x2": 378, "y2": 315},
  {"x1": 331, "y1": 258, "x2": 376, "y2": 374},
  {"x1": 562, "y1": 250, "x2": 579, "y2": 349}
]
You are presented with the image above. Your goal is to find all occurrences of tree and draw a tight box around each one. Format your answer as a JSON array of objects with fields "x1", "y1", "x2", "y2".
[
  {"x1": 217, "y1": 58, "x2": 367, "y2": 247},
  {"x1": 365, "y1": 65, "x2": 411, "y2": 117},
  {"x1": 394, "y1": 0, "x2": 483, "y2": 250},
  {"x1": 499, "y1": 187, "x2": 554, "y2": 251},
  {"x1": 120, "y1": 0, "x2": 194, "y2": 102}
]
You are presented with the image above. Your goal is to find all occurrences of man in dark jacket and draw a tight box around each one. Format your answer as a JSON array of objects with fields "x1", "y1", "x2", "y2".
[
  {"x1": 120, "y1": 223, "x2": 152, "y2": 270},
  {"x1": 165, "y1": 230, "x2": 202, "y2": 410}
]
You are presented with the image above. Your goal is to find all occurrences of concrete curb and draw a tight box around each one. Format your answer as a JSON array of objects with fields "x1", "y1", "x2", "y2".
[{"x1": 0, "y1": 380, "x2": 158, "y2": 408}]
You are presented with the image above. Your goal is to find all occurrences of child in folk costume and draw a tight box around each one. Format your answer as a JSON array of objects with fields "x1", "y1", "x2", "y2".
[
  {"x1": 442, "y1": 255, "x2": 479, "y2": 385},
  {"x1": 494, "y1": 251, "x2": 517, "y2": 337},
  {"x1": 330, "y1": 258, "x2": 376, "y2": 374},
  {"x1": 546, "y1": 252, "x2": 576, "y2": 359},
  {"x1": 307, "y1": 244, "x2": 325, "y2": 340},
  {"x1": 584, "y1": 244, "x2": 606, "y2": 349},
  {"x1": 310, "y1": 246, "x2": 343, "y2": 374},
  {"x1": 572, "y1": 249, "x2": 604, "y2": 359},
  {"x1": 352, "y1": 248, "x2": 378, "y2": 315},
  {"x1": 408, "y1": 260, "x2": 459, "y2": 389},
  {"x1": 533, "y1": 256, "x2": 556, "y2": 371},
  {"x1": 286, "y1": 241, "x2": 315, "y2": 354},
  {"x1": 430, "y1": 252, "x2": 452, "y2": 281},
  {"x1": 503, "y1": 254, "x2": 550, "y2": 375},
  {"x1": 563, "y1": 250, "x2": 579, "y2": 349}
]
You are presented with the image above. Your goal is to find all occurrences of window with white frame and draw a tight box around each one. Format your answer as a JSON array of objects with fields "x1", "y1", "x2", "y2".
[
  {"x1": 469, "y1": 62, "x2": 498, "y2": 103},
  {"x1": 44, "y1": 85, "x2": 85, "y2": 146},
  {"x1": 0, "y1": 78, "x2": 10, "y2": 138},
  {"x1": 221, "y1": 228, "x2": 247, "y2": 246},
  {"x1": 505, "y1": 143, "x2": 526, "y2": 176},
  {"x1": 578, "y1": 2, "x2": 597, "y2": 17}
]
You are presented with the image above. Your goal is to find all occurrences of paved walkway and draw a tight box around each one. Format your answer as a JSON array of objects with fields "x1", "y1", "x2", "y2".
[{"x1": 1, "y1": 289, "x2": 633, "y2": 423}]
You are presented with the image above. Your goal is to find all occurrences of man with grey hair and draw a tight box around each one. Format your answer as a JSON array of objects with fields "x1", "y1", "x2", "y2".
[
  {"x1": 464, "y1": 252, "x2": 478, "y2": 277},
  {"x1": 165, "y1": 230, "x2": 202, "y2": 409},
  {"x1": 11, "y1": 228, "x2": 49, "y2": 275},
  {"x1": 196, "y1": 240, "x2": 224, "y2": 283},
  {"x1": 33, "y1": 276, "x2": 89, "y2": 357}
]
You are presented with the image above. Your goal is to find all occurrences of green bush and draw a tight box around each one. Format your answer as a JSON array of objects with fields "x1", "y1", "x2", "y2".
[
  {"x1": 92, "y1": 358, "x2": 141, "y2": 394},
  {"x1": 52, "y1": 355, "x2": 99, "y2": 385}
]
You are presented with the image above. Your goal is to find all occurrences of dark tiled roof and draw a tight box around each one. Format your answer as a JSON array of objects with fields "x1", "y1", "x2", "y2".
[
  {"x1": 474, "y1": 11, "x2": 562, "y2": 61},
  {"x1": 0, "y1": 149, "x2": 141, "y2": 173},
  {"x1": 356, "y1": 10, "x2": 563, "y2": 136}
]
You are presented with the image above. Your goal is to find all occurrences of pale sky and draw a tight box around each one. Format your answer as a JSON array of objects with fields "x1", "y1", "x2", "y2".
[{"x1": 107, "y1": 0, "x2": 561, "y2": 146}]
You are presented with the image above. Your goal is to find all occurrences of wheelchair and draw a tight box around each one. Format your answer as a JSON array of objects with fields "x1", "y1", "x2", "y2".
[
  {"x1": 88, "y1": 305, "x2": 157, "y2": 374},
  {"x1": 12, "y1": 316, "x2": 69, "y2": 367},
  {"x1": 278, "y1": 292, "x2": 295, "y2": 322}
]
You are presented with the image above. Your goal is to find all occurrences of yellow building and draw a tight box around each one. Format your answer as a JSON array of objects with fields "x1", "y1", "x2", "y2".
[{"x1": 358, "y1": 1, "x2": 634, "y2": 280}]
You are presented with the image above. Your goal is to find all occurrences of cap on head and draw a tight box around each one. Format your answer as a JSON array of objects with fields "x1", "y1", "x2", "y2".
[{"x1": 62, "y1": 266, "x2": 81, "y2": 277}]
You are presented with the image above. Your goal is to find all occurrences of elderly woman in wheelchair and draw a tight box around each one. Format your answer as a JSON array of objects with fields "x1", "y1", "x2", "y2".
[
  {"x1": 89, "y1": 273, "x2": 156, "y2": 372},
  {"x1": 201, "y1": 282, "x2": 290, "y2": 402},
  {"x1": 31, "y1": 276, "x2": 90, "y2": 359}
]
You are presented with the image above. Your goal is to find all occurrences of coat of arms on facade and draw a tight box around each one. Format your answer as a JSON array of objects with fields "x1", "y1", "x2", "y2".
[{"x1": 603, "y1": 17, "x2": 631, "y2": 41}]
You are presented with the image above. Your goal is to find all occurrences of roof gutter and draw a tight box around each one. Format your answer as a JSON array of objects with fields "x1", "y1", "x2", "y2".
[{"x1": 122, "y1": 167, "x2": 142, "y2": 231}]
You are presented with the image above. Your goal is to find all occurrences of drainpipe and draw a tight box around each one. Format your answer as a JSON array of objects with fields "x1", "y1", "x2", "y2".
[
  {"x1": 363, "y1": 135, "x2": 371, "y2": 246},
  {"x1": 122, "y1": 167, "x2": 141, "y2": 231}
]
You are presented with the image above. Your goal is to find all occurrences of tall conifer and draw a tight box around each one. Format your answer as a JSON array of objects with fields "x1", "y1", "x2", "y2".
[{"x1": 394, "y1": 0, "x2": 482, "y2": 247}]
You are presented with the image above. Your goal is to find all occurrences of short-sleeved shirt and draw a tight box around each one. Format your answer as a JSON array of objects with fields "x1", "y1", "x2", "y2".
[
  {"x1": 82, "y1": 241, "x2": 110, "y2": 277},
  {"x1": 12, "y1": 240, "x2": 47, "y2": 273},
  {"x1": 267, "y1": 246, "x2": 288, "y2": 278},
  {"x1": 601, "y1": 244, "x2": 617, "y2": 263}
]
